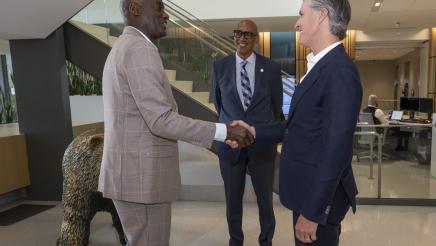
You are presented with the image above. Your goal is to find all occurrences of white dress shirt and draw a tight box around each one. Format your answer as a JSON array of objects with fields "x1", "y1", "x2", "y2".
[
  {"x1": 128, "y1": 26, "x2": 228, "y2": 141},
  {"x1": 300, "y1": 41, "x2": 342, "y2": 83},
  {"x1": 236, "y1": 52, "x2": 256, "y2": 109}
]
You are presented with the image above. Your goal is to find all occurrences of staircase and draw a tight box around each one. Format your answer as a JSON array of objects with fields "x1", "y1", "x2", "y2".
[{"x1": 69, "y1": 20, "x2": 217, "y2": 114}]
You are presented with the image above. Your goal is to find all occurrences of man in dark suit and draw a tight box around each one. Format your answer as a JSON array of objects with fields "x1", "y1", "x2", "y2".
[
  {"x1": 229, "y1": 1, "x2": 362, "y2": 245},
  {"x1": 211, "y1": 19, "x2": 283, "y2": 246}
]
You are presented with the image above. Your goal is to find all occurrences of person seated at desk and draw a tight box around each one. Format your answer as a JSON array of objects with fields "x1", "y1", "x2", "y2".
[{"x1": 362, "y1": 94, "x2": 388, "y2": 128}]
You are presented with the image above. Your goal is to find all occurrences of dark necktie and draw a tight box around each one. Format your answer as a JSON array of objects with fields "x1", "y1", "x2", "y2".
[{"x1": 240, "y1": 60, "x2": 252, "y2": 110}]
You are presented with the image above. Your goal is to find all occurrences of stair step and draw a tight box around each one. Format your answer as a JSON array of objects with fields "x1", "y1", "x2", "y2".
[
  {"x1": 108, "y1": 36, "x2": 118, "y2": 46},
  {"x1": 70, "y1": 20, "x2": 110, "y2": 44},
  {"x1": 165, "y1": 69, "x2": 177, "y2": 81},
  {"x1": 189, "y1": 92, "x2": 216, "y2": 113},
  {"x1": 171, "y1": 80, "x2": 193, "y2": 93},
  {"x1": 206, "y1": 103, "x2": 217, "y2": 113},
  {"x1": 189, "y1": 92, "x2": 210, "y2": 104}
]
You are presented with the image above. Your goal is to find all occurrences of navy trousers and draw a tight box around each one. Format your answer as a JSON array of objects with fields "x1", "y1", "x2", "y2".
[
  {"x1": 220, "y1": 149, "x2": 276, "y2": 246},
  {"x1": 292, "y1": 184, "x2": 351, "y2": 246}
]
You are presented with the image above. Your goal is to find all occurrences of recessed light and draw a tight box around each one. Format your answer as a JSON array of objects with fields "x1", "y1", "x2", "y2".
[{"x1": 371, "y1": 0, "x2": 384, "y2": 12}]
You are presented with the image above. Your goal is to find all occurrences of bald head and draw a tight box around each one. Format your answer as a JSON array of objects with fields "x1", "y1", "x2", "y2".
[
  {"x1": 368, "y1": 94, "x2": 378, "y2": 107},
  {"x1": 120, "y1": 0, "x2": 168, "y2": 39},
  {"x1": 237, "y1": 20, "x2": 258, "y2": 34}
]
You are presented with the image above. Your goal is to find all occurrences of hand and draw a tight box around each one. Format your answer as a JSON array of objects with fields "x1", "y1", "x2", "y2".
[
  {"x1": 225, "y1": 122, "x2": 254, "y2": 148},
  {"x1": 225, "y1": 120, "x2": 256, "y2": 148},
  {"x1": 230, "y1": 120, "x2": 255, "y2": 137},
  {"x1": 295, "y1": 214, "x2": 318, "y2": 244}
]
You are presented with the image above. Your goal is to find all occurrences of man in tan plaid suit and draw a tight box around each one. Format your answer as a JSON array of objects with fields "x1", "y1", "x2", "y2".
[{"x1": 98, "y1": 0, "x2": 253, "y2": 245}]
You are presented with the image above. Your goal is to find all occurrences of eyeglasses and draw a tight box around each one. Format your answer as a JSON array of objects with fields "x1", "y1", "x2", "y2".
[{"x1": 233, "y1": 30, "x2": 257, "y2": 39}]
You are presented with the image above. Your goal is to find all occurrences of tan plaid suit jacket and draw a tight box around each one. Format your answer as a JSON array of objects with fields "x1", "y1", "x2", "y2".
[{"x1": 98, "y1": 27, "x2": 216, "y2": 204}]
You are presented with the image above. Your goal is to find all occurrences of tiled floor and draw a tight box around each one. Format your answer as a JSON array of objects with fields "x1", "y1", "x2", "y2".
[{"x1": 1, "y1": 201, "x2": 436, "y2": 246}]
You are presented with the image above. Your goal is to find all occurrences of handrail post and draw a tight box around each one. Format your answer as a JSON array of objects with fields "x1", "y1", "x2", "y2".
[{"x1": 377, "y1": 132, "x2": 382, "y2": 199}]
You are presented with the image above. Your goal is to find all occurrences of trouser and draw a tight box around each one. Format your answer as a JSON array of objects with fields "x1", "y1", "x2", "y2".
[
  {"x1": 220, "y1": 149, "x2": 276, "y2": 246},
  {"x1": 292, "y1": 185, "x2": 350, "y2": 246},
  {"x1": 113, "y1": 200, "x2": 171, "y2": 246}
]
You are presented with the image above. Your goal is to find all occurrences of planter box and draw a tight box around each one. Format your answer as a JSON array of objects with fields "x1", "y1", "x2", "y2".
[{"x1": 69, "y1": 95, "x2": 103, "y2": 124}]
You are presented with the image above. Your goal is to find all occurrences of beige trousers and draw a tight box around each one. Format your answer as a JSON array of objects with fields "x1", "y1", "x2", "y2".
[{"x1": 113, "y1": 200, "x2": 171, "y2": 246}]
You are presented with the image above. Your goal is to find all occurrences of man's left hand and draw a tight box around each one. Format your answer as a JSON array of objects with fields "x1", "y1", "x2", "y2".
[{"x1": 295, "y1": 214, "x2": 318, "y2": 244}]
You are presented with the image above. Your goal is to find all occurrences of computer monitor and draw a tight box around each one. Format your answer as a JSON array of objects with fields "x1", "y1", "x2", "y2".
[
  {"x1": 400, "y1": 97, "x2": 433, "y2": 113},
  {"x1": 400, "y1": 97, "x2": 419, "y2": 111},
  {"x1": 390, "y1": 110, "x2": 403, "y2": 120},
  {"x1": 418, "y1": 98, "x2": 433, "y2": 114}
]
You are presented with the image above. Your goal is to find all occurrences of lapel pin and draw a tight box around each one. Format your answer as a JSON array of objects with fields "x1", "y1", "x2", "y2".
[{"x1": 260, "y1": 68, "x2": 264, "y2": 73}]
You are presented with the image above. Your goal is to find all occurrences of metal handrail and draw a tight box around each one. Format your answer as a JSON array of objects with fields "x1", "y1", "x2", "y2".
[
  {"x1": 164, "y1": 4, "x2": 235, "y2": 53},
  {"x1": 164, "y1": 0, "x2": 234, "y2": 45},
  {"x1": 167, "y1": 18, "x2": 228, "y2": 56}
]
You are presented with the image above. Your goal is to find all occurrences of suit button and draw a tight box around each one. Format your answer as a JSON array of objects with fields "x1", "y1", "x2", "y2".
[{"x1": 325, "y1": 205, "x2": 331, "y2": 215}]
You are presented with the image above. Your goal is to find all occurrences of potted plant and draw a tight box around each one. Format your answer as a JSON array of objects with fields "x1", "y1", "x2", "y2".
[{"x1": 67, "y1": 61, "x2": 104, "y2": 123}]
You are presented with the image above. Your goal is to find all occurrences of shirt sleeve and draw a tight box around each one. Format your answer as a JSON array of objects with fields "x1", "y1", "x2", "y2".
[{"x1": 214, "y1": 123, "x2": 227, "y2": 142}]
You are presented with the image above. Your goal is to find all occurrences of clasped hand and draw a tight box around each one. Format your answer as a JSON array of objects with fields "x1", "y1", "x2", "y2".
[{"x1": 225, "y1": 120, "x2": 256, "y2": 148}]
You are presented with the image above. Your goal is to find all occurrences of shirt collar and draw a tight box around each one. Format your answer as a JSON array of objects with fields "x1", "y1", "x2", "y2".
[
  {"x1": 306, "y1": 41, "x2": 342, "y2": 69},
  {"x1": 126, "y1": 26, "x2": 157, "y2": 49},
  {"x1": 236, "y1": 52, "x2": 256, "y2": 65}
]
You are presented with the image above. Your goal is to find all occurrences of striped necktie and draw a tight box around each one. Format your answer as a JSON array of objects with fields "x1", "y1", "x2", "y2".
[{"x1": 240, "y1": 60, "x2": 252, "y2": 110}]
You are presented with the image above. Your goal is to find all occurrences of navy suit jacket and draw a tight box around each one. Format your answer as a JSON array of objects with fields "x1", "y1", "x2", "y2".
[
  {"x1": 256, "y1": 45, "x2": 362, "y2": 225},
  {"x1": 211, "y1": 53, "x2": 283, "y2": 163}
]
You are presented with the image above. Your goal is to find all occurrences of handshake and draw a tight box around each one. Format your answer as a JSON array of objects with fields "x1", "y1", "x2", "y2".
[{"x1": 225, "y1": 120, "x2": 256, "y2": 148}]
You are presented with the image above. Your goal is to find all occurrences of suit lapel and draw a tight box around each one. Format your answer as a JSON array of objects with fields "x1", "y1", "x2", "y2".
[
  {"x1": 229, "y1": 55, "x2": 245, "y2": 111},
  {"x1": 246, "y1": 54, "x2": 264, "y2": 113},
  {"x1": 287, "y1": 45, "x2": 345, "y2": 122}
]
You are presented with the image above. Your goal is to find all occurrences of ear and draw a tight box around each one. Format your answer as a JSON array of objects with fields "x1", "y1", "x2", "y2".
[
  {"x1": 318, "y1": 7, "x2": 329, "y2": 24},
  {"x1": 128, "y1": 1, "x2": 141, "y2": 16}
]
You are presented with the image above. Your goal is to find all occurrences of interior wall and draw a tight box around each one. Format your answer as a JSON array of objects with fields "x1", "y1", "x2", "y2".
[
  {"x1": 355, "y1": 60, "x2": 397, "y2": 109},
  {"x1": 395, "y1": 48, "x2": 421, "y2": 97}
]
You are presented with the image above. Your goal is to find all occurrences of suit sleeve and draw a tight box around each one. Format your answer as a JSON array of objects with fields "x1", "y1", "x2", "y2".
[
  {"x1": 211, "y1": 62, "x2": 222, "y2": 115},
  {"x1": 300, "y1": 66, "x2": 362, "y2": 225},
  {"x1": 270, "y1": 63, "x2": 284, "y2": 121},
  {"x1": 124, "y1": 42, "x2": 216, "y2": 148},
  {"x1": 255, "y1": 120, "x2": 287, "y2": 146}
]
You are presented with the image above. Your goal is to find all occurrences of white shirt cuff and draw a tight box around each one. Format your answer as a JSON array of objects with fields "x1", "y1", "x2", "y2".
[{"x1": 214, "y1": 123, "x2": 227, "y2": 142}]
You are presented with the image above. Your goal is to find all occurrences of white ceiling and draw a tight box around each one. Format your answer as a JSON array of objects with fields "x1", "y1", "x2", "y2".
[
  {"x1": 204, "y1": 0, "x2": 436, "y2": 34},
  {"x1": 351, "y1": 0, "x2": 436, "y2": 31},
  {"x1": 0, "y1": 0, "x2": 92, "y2": 40}
]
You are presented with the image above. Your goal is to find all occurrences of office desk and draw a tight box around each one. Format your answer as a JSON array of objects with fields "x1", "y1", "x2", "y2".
[{"x1": 358, "y1": 122, "x2": 432, "y2": 164}]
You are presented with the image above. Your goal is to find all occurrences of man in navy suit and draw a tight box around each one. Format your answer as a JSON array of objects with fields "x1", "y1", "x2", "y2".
[
  {"x1": 211, "y1": 20, "x2": 283, "y2": 246},
  {"x1": 230, "y1": 1, "x2": 362, "y2": 245}
]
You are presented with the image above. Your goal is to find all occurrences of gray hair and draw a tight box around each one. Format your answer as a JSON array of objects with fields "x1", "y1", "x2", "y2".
[{"x1": 310, "y1": 0, "x2": 351, "y2": 40}]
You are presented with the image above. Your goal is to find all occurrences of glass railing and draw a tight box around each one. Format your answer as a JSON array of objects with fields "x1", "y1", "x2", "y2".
[
  {"x1": 157, "y1": 20, "x2": 227, "y2": 92},
  {"x1": 354, "y1": 117, "x2": 435, "y2": 199}
]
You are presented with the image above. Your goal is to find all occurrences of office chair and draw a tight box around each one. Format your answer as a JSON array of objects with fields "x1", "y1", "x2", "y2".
[
  {"x1": 355, "y1": 112, "x2": 376, "y2": 162},
  {"x1": 355, "y1": 112, "x2": 390, "y2": 162}
]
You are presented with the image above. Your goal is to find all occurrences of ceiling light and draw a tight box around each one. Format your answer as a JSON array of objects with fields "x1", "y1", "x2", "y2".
[{"x1": 371, "y1": 0, "x2": 384, "y2": 12}]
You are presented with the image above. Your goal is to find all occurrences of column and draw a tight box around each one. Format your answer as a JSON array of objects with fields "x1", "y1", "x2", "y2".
[{"x1": 9, "y1": 27, "x2": 73, "y2": 201}]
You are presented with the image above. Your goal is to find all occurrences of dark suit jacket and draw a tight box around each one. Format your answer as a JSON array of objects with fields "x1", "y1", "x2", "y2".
[
  {"x1": 211, "y1": 53, "x2": 283, "y2": 163},
  {"x1": 255, "y1": 45, "x2": 362, "y2": 225}
]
